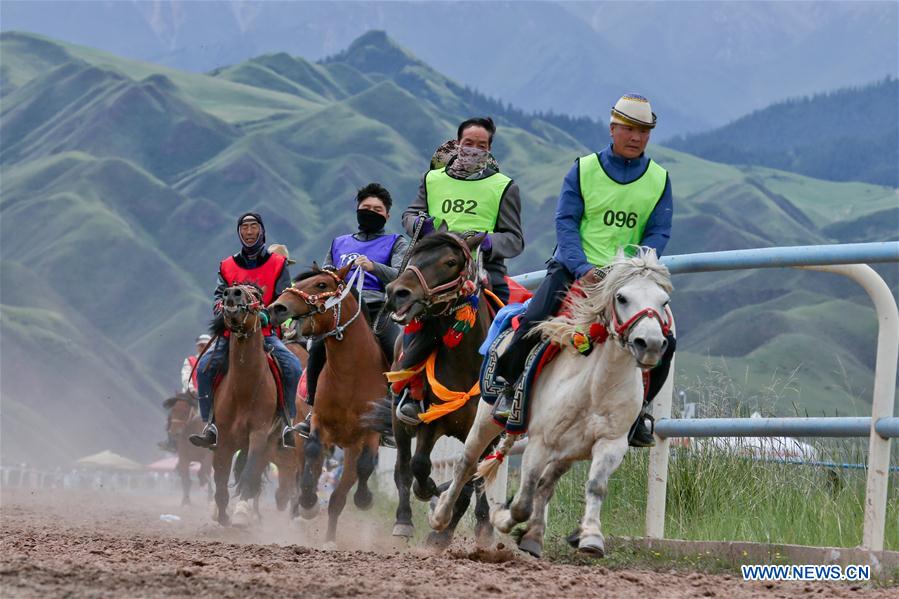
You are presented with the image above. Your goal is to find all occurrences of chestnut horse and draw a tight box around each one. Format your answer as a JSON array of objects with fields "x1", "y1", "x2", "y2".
[
  {"x1": 269, "y1": 342, "x2": 309, "y2": 512},
  {"x1": 382, "y1": 232, "x2": 495, "y2": 548},
  {"x1": 269, "y1": 264, "x2": 386, "y2": 544},
  {"x1": 209, "y1": 283, "x2": 285, "y2": 527},
  {"x1": 163, "y1": 391, "x2": 212, "y2": 505}
]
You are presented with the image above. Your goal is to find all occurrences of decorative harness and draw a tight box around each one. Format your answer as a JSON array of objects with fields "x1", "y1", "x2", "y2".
[
  {"x1": 223, "y1": 285, "x2": 264, "y2": 340},
  {"x1": 403, "y1": 234, "x2": 480, "y2": 317},
  {"x1": 281, "y1": 266, "x2": 365, "y2": 341}
]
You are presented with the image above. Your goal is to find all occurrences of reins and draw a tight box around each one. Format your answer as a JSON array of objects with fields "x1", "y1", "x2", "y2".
[{"x1": 282, "y1": 266, "x2": 366, "y2": 341}]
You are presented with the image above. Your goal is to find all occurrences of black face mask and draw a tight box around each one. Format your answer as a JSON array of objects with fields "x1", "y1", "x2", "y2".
[{"x1": 357, "y1": 208, "x2": 387, "y2": 233}]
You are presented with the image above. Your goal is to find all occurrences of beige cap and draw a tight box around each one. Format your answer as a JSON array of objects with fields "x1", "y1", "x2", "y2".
[
  {"x1": 268, "y1": 243, "x2": 296, "y2": 265},
  {"x1": 610, "y1": 94, "x2": 657, "y2": 129}
]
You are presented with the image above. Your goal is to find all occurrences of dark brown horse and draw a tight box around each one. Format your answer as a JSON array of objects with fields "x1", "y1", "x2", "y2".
[
  {"x1": 269, "y1": 264, "x2": 386, "y2": 545},
  {"x1": 162, "y1": 392, "x2": 212, "y2": 506},
  {"x1": 382, "y1": 232, "x2": 495, "y2": 548},
  {"x1": 210, "y1": 284, "x2": 284, "y2": 527}
]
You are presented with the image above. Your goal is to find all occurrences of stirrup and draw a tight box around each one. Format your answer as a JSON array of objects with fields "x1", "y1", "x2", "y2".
[
  {"x1": 281, "y1": 425, "x2": 296, "y2": 449},
  {"x1": 295, "y1": 413, "x2": 312, "y2": 439},
  {"x1": 395, "y1": 389, "x2": 422, "y2": 427}
]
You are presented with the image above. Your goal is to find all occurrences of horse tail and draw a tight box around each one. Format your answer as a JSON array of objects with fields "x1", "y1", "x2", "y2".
[
  {"x1": 361, "y1": 396, "x2": 393, "y2": 436},
  {"x1": 476, "y1": 433, "x2": 518, "y2": 485}
]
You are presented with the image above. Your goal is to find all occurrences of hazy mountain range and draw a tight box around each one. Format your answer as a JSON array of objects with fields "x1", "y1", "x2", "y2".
[
  {"x1": 1, "y1": 30, "x2": 896, "y2": 467},
  {"x1": 2, "y1": 1, "x2": 896, "y2": 139}
]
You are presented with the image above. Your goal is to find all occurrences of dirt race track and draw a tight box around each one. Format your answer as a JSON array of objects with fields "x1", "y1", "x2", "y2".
[{"x1": 0, "y1": 489, "x2": 891, "y2": 598}]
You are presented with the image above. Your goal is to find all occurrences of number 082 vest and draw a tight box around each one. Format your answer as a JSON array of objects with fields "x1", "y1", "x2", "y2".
[
  {"x1": 577, "y1": 153, "x2": 668, "y2": 268},
  {"x1": 425, "y1": 167, "x2": 512, "y2": 233}
]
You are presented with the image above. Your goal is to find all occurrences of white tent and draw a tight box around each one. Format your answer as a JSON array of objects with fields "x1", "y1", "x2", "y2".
[{"x1": 76, "y1": 450, "x2": 143, "y2": 471}]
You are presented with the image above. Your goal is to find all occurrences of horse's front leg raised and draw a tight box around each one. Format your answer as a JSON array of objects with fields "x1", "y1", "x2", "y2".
[
  {"x1": 392, "y1": 421, "x2": 415, "y2": 538},
  {"x1": 430, "y1": 400, "x2": 502, "y2": 531},
  {"x1": 571, "y1": 437, "x2": 628, "y2": 557},
  {"x1": 212, "y1": 446, "x2": 233, "y2": 526},
  {"x1": 325, "y1": 444, "x2": 361, "y2": 545}
]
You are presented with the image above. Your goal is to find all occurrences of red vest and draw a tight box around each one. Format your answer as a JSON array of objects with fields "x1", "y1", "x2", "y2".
[
  {"x1": 187, "y1": 355, "x2": 199, "y2": 390},
  {"x1": 219, "y1": 253, "x2": 286, "y2": 337}
]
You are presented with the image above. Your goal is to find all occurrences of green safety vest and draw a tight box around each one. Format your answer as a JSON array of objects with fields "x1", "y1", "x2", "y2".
[
  {"x1": 578, "y1": 153, "x2": 668, "y2": 267},
  {"x1": 425, "y1": 168, "x2": 512, "y2": 233}
]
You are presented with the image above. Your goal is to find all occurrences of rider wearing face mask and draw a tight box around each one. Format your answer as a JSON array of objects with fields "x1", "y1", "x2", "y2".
[{"x1": 294, "y1": 183, "x2": 408, "y2": 438}]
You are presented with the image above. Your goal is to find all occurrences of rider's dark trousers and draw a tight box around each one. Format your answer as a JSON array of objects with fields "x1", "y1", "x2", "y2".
[
  {"x1": 196, "y1": 335, "x2": 301, "y2": 421},
  {"x1": 494, "y1": 259, "x2": 676, "y2": 406},
  {"x1": 305, "y1": 299, "x2": 398, "y2": 406}
]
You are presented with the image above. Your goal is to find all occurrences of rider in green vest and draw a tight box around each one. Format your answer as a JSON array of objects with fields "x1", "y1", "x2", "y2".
[
  {"x1": 494, "y1": 94, "x2": 675, "y2": 447},
  {"x1": 397, "y1": 117, "x2": 524, "y2": 424}
]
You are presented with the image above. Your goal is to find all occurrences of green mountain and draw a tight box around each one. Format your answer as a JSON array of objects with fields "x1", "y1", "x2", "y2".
[
  {"x1": 668, "y1": 78, "x2": 899, "y2": 186},
  {"x1": 1, "y1": 30, "x2": 896, "y2": 467}
]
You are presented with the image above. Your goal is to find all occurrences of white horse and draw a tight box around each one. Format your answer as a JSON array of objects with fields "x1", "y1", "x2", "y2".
[{"x1": 429, "y1": 248, "x2": 673, "y2": 558}]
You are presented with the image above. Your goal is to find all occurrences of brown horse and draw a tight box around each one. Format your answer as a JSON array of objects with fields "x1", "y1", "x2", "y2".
[
  {"x1": 269, "y1": 342, "x2": 309, "y2": 512},
  {"x1": 269, "y1": 264, "x2": 386, "y2": 545},
  {"x1": 209, "y1": 283, "x2": 284, "y2": 527},
  {"x1": 382, "y1": 232, "x2": 495, "y2": 548},
  {"x1": 162, "y1": 392, "x2": 212, "y2": 506}
]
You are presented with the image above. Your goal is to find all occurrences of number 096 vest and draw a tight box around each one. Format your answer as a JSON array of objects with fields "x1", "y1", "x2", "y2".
[{"x1": 577, "y1": 153, "x2": 667, "y2": 267}]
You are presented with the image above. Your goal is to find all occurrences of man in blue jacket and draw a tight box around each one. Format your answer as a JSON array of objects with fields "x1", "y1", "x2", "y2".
[{"x1": 494, "y1": 94, "x2": 675, "y2": 447}]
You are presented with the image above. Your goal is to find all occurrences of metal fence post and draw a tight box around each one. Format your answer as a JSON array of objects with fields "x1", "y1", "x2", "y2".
[
  {"x1": 804, "y1": 264, "x2": 898, "y2": 551},
  {"x1": 646, "y1": 353, "x2": 675, "y2": 538}
]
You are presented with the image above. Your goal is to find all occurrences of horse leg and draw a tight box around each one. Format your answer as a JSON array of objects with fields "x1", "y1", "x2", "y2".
[
  {"x1": 424, "y1": 478, "x2": 474, "y2": 550},
  {"x1": 353, "y1": 434, "x2": 378, "y2": 510},
  {"x1": 177, "y1": 456, "x2": 191, "y2": 506},
  {"x1": 430, "y1": 401, "x2": 502, "y2": 532},
  {"x1": 472, "y1": 477, "x2": 494, "y2": 548},
  {"x1": 275, "y1": 451, "x2": 298, "y2": 512},
  {"x1": 297, "y1": 431, "x2": 324, "y2": 519},
  {"x1": 200, "y1": 457, "x2": 214, "y2": 502},
  {"x1": 571, "y1": 437, "x2": 628, "y2": 557},
  {"x1": 391, "y1": 422, "x2": 415, "y2": 538},
  {"x1": 325, "y1": 444, "x2": 361, "y2": 545},
  {"x1": 410, "y1": 427, "x2": 440, "y2": 501},
  {"x1": 233, "y1": 430, "x2": 269, "y2": 527},
  {"x1": 492, "y1": 437, "x2": 549, "y2": 534},
  {"x1": 212, "y1": 446, "x2": 233, "y2": 526},
  {"x1": 517, "y1": 460, "x2": 571, "y2": 558}
]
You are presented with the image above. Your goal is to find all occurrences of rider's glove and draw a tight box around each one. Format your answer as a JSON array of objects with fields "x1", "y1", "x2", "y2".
[
  {"x1": 419, "y1": 216, "x2": 435, "y2": 236},
  {"x1": 480, "y1": 233, "x2": 493, "y2": 254},
  {"x1": 259, "y1": 310, "x2": 270, "y2": 327}
]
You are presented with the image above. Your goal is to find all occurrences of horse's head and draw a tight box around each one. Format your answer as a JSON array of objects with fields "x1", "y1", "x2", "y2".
[
  {"x1": 599, "y1": 249, "x2": 672, "y2": 368},
  {"x1": 269, "y1": 263, "x2": 351, "y2": 337},
  {"x1": 386, "y1": 232, "x2": 483, "y2": 324},
  {"x1": 218, "y1": 283, "x2": 265, "y2": 338},
  {"x1": 163, "y1": 391, "x2": 197, "y2": 436}
]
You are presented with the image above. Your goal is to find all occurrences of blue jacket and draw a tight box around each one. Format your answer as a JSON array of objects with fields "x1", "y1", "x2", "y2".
[{"x1": 553, "y1": 144, "x2": 673, "y2": 278}]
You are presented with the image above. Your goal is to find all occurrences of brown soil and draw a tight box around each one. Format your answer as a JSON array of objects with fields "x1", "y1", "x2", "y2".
[{"x1": 0, "y1": 489, "x2": 890, "y2": 598}]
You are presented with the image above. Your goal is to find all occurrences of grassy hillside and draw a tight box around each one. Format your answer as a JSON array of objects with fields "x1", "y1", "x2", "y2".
[{"x1": 1, "y1": 30, "x2": 896, "y2": 466}]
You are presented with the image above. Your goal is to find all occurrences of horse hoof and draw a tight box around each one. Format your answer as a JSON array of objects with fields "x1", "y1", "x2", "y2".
[
  {"x1": 577, "y1": 534, "x2": 605, "y2": 557},
  {"x1": 298, "y1": 502, "x2": 320, "y2": 520},
  {"x1": 392, "y1": 523, "x2": 415, "y2": 538},
  {"x1": 565, "y1": 529, "x2": 581, "y2": 549},
  {"x1": 518, "y1": 538, "x2": 543, "y2": 558},
  {"x1": 354, "y1": 489, "x2": 373, "y2": 511},
  {"x1": 425, "y1": 531, "x2": 452, "y2": 551}
]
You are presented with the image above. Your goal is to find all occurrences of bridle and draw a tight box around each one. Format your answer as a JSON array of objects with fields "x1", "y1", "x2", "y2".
[
  {"x1": 223, "y1": 285, "x2": 264, "y2": 340},
  {"x1": 403, "y1": 235, "x2": 480, "y2": 316},
  {"x1": 281, "y1": 267, "x2": 365, "y2": 341},
  {"x1": 609, "y1": 301, "x2": 672, "y2": 351}
]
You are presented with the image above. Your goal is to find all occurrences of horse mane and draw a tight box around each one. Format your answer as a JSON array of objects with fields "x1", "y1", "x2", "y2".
[
  {"x1": 534, "y1": 247, "x2": 672, "y2": 348},
  {"x1": 410, "y1": 232, "x2": 466, "y2": 257}
]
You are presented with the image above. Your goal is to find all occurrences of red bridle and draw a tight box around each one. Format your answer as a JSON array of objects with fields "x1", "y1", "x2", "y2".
[
  {"x1": 403, "y1": 236, "x2": 478, "y2": 312},
  {"x1": 611, "y1": 304, "x2": 672, "y2": 340}
]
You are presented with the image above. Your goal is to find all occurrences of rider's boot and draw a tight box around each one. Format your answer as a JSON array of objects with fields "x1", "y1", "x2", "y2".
[
  {"x1": 295, "y1": 412, "x2": 312, "y2": 439},
  {"x1": 492, "y1": 378, "x2": 516, "y2": 420},
  {"x1": 395, "y1": 388, "x2": 422, "y2": 426},
  {"x1": 628, "y1": 410, "x2": 656, "y2": 448},
  {"x1": 189, "y1": 422, "x2": 218, "y2": 449}
]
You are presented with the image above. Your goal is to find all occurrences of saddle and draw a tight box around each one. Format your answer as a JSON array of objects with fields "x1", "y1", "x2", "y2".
[
  {"x1": 212, "y1": 348, "x2": 286, "y2": 412},
  {"x1": 480, "y1": 285, "x2": 608, "y2": 434}
]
